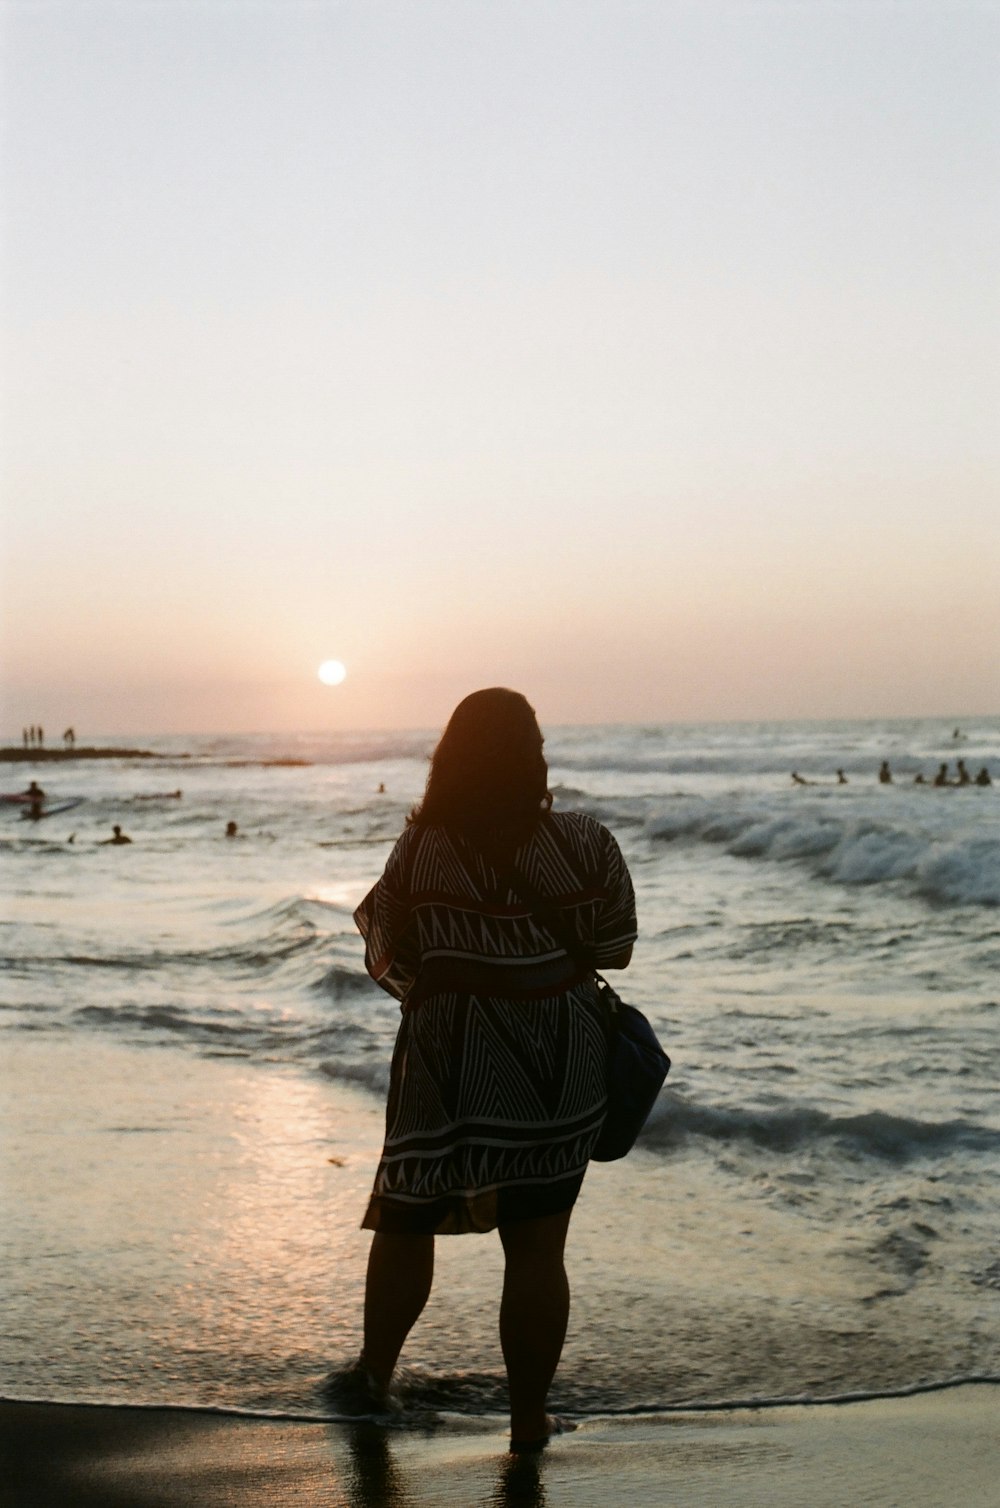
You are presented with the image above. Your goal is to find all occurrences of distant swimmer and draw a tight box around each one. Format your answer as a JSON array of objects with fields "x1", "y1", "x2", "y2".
[
  {"x1": 225, "y1": 820, "x2": 239, "y2": 838},
  {"x1": 913, "y1": 773, "x2": 926, "y2": 784},
  {"x1": 376, "y1": 782, "x2": 386, "y2": 794},
  {"x1": 975, "y1": 767, "x2": 992, "y2": 787},
  {"x1": 952, "y1": 727, "x2": 964, "y2": 740},
  {"x1": 24, "y1": 780, "x2": 46, "y2": 819},
  {"x1": 836, "y1": 769, "x2": 848, "y2": 784},
  {"x1": 933, "y1": 763, "x2": 950, "y2": 787},
  {"x1": 878, "y1": 761, "x2": 892, "y2": 784},
  {"x1": 100, "y1": 824, "x2": 132, "y2": 845},
  {"x1": 956, "y1": 759, "x2": 971, "y2": 786},
  {"x1": 791, "y1": 771, "x2": 814, "y2": 786}
]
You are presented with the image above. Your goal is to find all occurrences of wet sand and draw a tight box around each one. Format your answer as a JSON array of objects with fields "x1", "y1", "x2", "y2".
[{"x1": 2, "y1": 1386, "x2": 997, "y2": 1508}]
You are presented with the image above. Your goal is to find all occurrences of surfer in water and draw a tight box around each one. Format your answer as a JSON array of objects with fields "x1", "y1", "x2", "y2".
[
  {"x1": 878, "y1": 761, "x2": 892, "y2": 784},
  {"x1": 24, "y1": 780, "x2": 46, "y2": 819},
  {"x1": 975, "y1": 767, "x2": 992, "y2": 787},
  {"x1": 933, "y1": 763, "x2": 950, "y2": 787},
  {"x1": 100, "y1": 825, "x2": 132, "y2": 846}
]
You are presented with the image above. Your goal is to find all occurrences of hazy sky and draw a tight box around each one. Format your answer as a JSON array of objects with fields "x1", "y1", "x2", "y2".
[{"x1": 2, "y1": 0, "x2": 997, "y2": 734}]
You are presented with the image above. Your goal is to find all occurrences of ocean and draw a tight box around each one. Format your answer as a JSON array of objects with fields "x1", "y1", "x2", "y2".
[{"x1": 2, "y1": 715, "x2": 998, "y2": 1420}]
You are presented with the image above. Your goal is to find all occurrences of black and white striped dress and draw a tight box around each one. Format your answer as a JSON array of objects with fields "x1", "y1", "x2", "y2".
[{"x1": 354, "y1": 811, "x2": 637, "y2": 1234}]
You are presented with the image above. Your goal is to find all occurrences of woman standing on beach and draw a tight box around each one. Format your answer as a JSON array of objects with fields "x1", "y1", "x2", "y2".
[{"x1": 353, "y1": 688, "x2": 636, "y2": 1450}]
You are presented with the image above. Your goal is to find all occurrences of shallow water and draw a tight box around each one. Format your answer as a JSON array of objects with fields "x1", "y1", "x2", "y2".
[{"x1": 2, "y1": 715, "x2": 998, "y2": 1412}]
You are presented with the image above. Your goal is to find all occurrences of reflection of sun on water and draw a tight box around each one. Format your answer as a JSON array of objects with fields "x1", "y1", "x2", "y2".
[{"x1": 204, "y1": 1068, "x2": 378, "y2": 1369}]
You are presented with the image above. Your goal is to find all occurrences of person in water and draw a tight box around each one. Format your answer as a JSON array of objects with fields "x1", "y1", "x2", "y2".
[
  {"x1": 100, "y1": 825, "x2": 132, "y2": 845},
  {"x1": 836, "y1": 769, "x2": 848, "y2": 784},
  {"x1": 933, "y1": 763, "x2": 950, "y2": 787},
  {"x1": 225, "y1": 820, "x2": 239, "y2": 838},
  {"x1": 351, "y1": 689, "x2": 636, "y2": 1450},
  {"x1": 975, "y1": 767, "x2": 992, "y2": 786},
  {"x1": 791, "y1": 772, "x2": 813, "y2": 786},
  {"x1": 956, "y1": 760, "x2": 971, "y2": 786},
  {"x1": 24, "y1": 780, "x2": 46, "y2": 819},
  {"x1": 878, "y1": 761, "x2": 892, "y2": 784}
]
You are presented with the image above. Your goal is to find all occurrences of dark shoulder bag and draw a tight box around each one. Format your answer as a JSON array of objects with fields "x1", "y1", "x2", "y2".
[{"x1": 473, "y1": 836, "x2": 671, "y2": 1162}]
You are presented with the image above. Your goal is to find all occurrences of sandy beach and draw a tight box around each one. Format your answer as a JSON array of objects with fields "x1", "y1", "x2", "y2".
[{"x1": 3, "y1": 1385, "x2": 998, "y2": 1508}]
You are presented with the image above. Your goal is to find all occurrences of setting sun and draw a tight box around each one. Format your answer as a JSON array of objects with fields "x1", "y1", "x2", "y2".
[{"x1": 317, "y1": 660, "x2": 347, "y2": 686}]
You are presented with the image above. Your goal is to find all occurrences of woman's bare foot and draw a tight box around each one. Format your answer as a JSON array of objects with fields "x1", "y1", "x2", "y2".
[
  {"x1": 509, "y1": 1414, "x2": 577, "y2": 1453},
  {"x1": 324, "y1": 1357, "x2": 399, "y2": 1417}
]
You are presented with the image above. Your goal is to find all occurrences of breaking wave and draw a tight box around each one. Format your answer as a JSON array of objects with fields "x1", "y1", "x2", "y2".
[
  {"x1": 646, "y1": 802, "x2": 1000, "y2": 907},
  {"x1": 644, "y1": 1091, "x2": 1000, "y2": 1161}
]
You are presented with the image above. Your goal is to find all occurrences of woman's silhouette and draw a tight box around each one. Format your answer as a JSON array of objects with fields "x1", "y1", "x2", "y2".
[{"x1": 353, "y1": 689, "x2": 636, "y2": 1449}]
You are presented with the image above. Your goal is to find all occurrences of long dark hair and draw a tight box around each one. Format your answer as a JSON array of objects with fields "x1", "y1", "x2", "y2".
[{"x1": 409, "y1": 688, "x2": 551, "y2": 843}]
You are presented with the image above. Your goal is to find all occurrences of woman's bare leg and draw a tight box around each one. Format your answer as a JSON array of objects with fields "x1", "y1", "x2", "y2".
[
  {"x1": 361, "y1": 1231, "x2": 435, "y2": 1393},
  {"x1": 498, "y1": 1209, "x2": 573, "y2": 1443}
]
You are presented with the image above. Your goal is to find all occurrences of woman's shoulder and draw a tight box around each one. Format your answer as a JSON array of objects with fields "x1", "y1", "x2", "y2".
[{"x1": 544, "y1": 809, "x2": 620, "y2": 856}]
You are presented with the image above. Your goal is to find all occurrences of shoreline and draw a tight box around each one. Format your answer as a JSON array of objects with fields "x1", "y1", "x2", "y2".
[
  {"x1": 2, "y1": 1386, "x2": 997, "y2": 1507},
  {"x1": 7, "y1": 1368, "x2": 997, "y2": 1422}
]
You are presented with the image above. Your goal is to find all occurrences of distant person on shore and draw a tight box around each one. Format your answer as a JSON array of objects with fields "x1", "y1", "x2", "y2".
[
  {"x1": 878, "y1": 761, "x2": 892, "y2": 784},
  {"x1": 933, "y1": 763, "x2": 950, "y2": 787},
  {"x1": 225, "y1": 821, "x2": 239, "y2": 838},
  {"x1": 975, "y1": 767, "x2": 992, "y2": 787},
  {"x1": 956, "y1": 760, "x2": 971, "y2": 786},
  {"x1": 836, "y1": 769, "x2": 848, "y2": 784},
  {"x1": 63, "y1": 727, "x2": 75, "y2": 750},
  {"x1": 37, "y1": 726, "x2": 44, "y2": 748},
  {"x1": 22, "y1": 728, "x2": 28, "y2": 749},
  {"x1": 100, "y1": 825, "x2": 132, "y2": 845}
]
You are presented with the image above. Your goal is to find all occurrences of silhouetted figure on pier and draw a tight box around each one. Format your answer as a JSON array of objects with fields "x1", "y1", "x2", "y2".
[{"x1": 37, "y1": 726, "x2": 44, "y2": 748}]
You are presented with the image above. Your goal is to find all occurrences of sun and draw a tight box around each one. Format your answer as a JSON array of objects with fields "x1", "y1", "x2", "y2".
[{"x1": 317, "y1": 660, "x2": 347, "y2": 686}]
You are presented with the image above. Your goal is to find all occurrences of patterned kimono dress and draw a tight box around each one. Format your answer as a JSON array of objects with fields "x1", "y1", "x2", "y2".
[{"x1": 354, "y1": 811, "x2": 637, "y2": 1234}]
